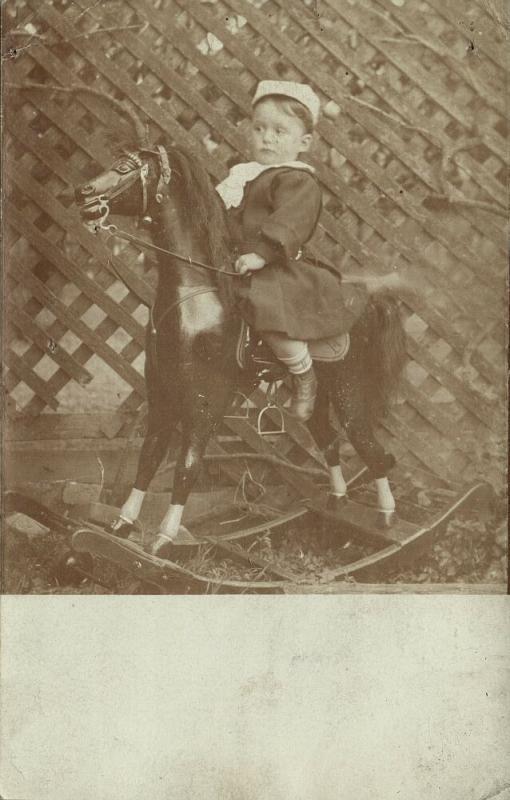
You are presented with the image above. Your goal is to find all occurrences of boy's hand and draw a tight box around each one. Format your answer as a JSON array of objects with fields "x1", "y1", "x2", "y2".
[{"x1": 235, "y1": 253, "x2": 266, "y2": 276}]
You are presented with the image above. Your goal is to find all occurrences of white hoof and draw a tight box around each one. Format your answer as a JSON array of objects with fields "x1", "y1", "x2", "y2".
[
  {"x1": 377, "y1": 509, "x2": 396, "y2": 529},
  {"x1": 169, "y1": 525, "x2": 199, "y2": 546}
]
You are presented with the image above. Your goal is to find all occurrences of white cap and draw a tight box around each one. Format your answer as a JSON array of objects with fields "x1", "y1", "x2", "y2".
[{"x1": 252, "y1": 80, "x2": 320, "y2": 125}]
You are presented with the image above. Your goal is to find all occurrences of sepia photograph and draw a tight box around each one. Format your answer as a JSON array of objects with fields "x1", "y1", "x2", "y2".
[
  {"x1": 2, "y1": 0, "x2": 507, "y2": 596},
  {"x1": 1, "y1": 2, "x2": 509, "y2": 800}
]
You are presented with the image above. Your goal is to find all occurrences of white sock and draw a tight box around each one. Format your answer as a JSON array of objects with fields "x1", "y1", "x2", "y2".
[
  {"x1": 375, "y1": 478, "x2": 395, "y2": 512},
  {"x1": 329, "y1": 465, "x2": 347, "y2": 496},
  {"x1": 159, "y1": 504, "x2": 184, "y2": 539},
  {"x1": 119, "y1": 488, "x2": 146, "y2": 522}
]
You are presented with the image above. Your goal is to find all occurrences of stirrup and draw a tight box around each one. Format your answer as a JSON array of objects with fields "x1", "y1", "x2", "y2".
[{"x1": 257, "y1": 381, "x2": 285, "y2": 436}]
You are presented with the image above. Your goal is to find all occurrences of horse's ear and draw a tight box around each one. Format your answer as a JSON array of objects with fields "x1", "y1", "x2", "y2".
[{"x1": 119, "y1": 101, "x2": 151, "y2": 147}]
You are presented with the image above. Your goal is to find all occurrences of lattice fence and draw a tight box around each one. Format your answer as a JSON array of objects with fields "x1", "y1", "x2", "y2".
[{"x1": 3, "y1": 0, "x2": 508, "y2": 489}]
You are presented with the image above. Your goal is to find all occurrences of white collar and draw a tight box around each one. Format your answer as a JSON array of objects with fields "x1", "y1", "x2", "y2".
[{"x1": 215, "y1": 160, "x2": 314, "y2": 209}]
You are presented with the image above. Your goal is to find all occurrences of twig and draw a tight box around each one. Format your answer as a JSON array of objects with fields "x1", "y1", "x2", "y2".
[
  {"x1": 427, "y1": 135, "x2": 507, "y2": 216},
  {"x1": 483, "y1": 0, "x2": 510, "y2": 41},
  {"x1": 429, "y1": 195, "x2": 507, "y2": 217},
  {"x1": 3, "y1": 23, "x2": 145, "y2": 44},
  {"x1": 439, "y1": 136, "x2": 485, "y2": 195},
  {"x1": 5, "y1": 30, "x2": 46, "y2": 39},
  {"x1": 96, "y1": 456, "x2": 105, "y2": 494},
  {"x1": 360, "y1": 2, "x2": 406, "y2": 34},
  {"x1": 5, "y1": 81, "x2": 148, "y2": 144},
  {"x1": 1, "y1": 24, "x2": 146, "y2": 62},
  {"x1": 50, "y1": 23, "x2": 147, "y2": 43},
  {"x1": 339, "y1": 94, "x2": 442, "y2": 151},
  {"x1": 377, "y1": 29, "x2": 495, "y2": 100}
]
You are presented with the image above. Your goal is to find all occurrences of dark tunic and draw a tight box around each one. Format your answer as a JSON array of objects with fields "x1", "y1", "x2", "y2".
[{"x1": 226, "y1": 167, "x2": 368, "y2": 340}]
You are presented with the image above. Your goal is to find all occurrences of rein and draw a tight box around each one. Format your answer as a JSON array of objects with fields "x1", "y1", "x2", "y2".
[{"x1": 100, "y1": 221, "x2": 241, "y2": 278}]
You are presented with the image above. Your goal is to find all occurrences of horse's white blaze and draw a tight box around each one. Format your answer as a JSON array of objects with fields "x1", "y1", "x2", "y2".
[{"x1": 179, "y1": 290, "x2": 224, "y2": 337}]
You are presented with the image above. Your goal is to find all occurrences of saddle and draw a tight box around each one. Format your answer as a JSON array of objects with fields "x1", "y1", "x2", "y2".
[{"x1": 236, "y1": 320, "x2": 350, "y2": 382}]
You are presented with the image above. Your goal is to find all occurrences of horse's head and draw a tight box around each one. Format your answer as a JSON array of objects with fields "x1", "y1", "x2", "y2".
[
  {"x1": 74, "y1": 146, "x2": 171, "y2": 229},
  {"x1": 75, "y1": 140, "x2": 233, "y2": 300}
]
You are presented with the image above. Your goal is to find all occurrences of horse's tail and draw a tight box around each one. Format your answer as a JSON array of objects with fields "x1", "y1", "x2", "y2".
[{"x1": 364, "y1": 296, "x2": 407, "y2": 419}]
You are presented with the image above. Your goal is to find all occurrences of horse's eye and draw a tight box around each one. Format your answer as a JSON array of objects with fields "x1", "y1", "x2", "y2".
[{"x1": 116, "y1": 162, "x2": 132, "y2": 173}]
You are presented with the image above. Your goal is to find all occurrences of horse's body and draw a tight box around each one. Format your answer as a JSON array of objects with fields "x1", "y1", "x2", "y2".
[{"x1": 75, "y1": 144, "x2": 405, "y2": 557}]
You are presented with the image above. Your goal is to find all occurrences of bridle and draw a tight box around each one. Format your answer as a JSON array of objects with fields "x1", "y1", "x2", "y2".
[{"x1": 84, "y1": 145, "x2": 240, "y2": 278}]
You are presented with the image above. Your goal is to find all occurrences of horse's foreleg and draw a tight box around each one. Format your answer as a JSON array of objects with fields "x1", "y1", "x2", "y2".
[
  {"x1": 149, "y1": 370, "x2": 235, "y2": 556},
  {"x1": 159, "y1": 439, "x2": 206, "y2": 539},
  {"x1": 113, "y1": 419, "x2": 175, "y2": 533},
  {"x1": 148, "y1": 419, "x2": 216, "y2": 556}
]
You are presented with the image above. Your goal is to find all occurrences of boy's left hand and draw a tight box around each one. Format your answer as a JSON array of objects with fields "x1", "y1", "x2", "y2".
[{"x1": 235, "y1": 253, "x2": 266, "y2": 276}]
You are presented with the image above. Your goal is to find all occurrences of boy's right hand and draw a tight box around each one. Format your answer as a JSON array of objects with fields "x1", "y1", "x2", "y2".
[{"x1": 235, "y1": 253, "x2": 266, "y2": 276}]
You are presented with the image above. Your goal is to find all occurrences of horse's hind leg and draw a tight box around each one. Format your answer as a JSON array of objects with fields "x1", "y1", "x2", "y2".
[
  {"x1": 327, "y1": 363, "x2": 397, "y2": 525},
  {"x1": 307, "y1": 374, "x2": 348, "y2": 501}
]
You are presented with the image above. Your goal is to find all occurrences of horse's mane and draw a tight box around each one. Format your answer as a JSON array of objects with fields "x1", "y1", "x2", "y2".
[
  {"x1": 166, "y1": 145, "x2": 232, "y2": 263},
  {"x1": 162, "y1": 143, "x2": 235, "y2": 305}
]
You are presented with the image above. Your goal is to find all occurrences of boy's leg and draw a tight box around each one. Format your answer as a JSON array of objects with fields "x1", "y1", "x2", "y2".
[{"x1": 264, "y1": 332, "x2": 317, "y2": 422}]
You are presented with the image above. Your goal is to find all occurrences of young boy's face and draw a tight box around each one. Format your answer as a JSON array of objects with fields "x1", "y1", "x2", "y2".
[{"x1": 250, "y1": 99, "x2": 312, "y2": 165}]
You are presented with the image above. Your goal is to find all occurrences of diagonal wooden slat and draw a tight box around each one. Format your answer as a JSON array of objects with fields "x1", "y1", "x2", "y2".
[
  {"x1": 6, "y1": 297, "x2": 92, "y2": 387},
  {"x1": 4, "y1": 350, "x2": 60, "y2": 410},
  {"x1": 222, "y1": 0, "x2": 505, "y2": 290},
  {"x1": 7, "y1": 254, "x2": 146, "y2": 397},
  {"x1": 334, "y1": 0, "x2": 508, "y2": 163},
  {"x1": 173, "y1": 0, "x2": 504, "y2": 312},
  {"x1": 275, "y1": 0, "x2": 506, "y2": 211},
  {"x1": 24, "y1": 0, "x2": 225, "y2": 180},
  {"x1": 405, "y1": 338, "x2": 499, "y2": 433},
  {"x1": 6, "y1": 172, "x2": 148, "y2": 342},
  {"x1": 374, "y1": 0, "x2": 507, "y2": 116},
  {"x1": 424, "y1": 0, "x2": 509, "y2": 73}
]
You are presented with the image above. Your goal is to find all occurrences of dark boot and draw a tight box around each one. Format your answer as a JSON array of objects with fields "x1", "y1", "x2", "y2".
[{"x1": 287, "y1": 366, "x2": 318, "y2": 422}]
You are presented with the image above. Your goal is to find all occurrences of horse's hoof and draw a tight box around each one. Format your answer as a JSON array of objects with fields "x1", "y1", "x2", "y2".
[
  {"x1": 148, "y1": 526, "x2": 199, "y2": 560},
  {"x1": 377, "y1": 510, "x2": 396, "y2": 529},
  {"x1": 327, "y1": 493, "x2": 347, "y2": 511},
  {"x1": 110, "y1": 518, "x2": 136, "y2": 539}
]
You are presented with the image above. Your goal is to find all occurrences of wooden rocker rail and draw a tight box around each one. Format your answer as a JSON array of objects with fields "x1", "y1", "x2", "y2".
[{"x1": 3, "y1": 482, "x2": 495, "y2": 593}]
